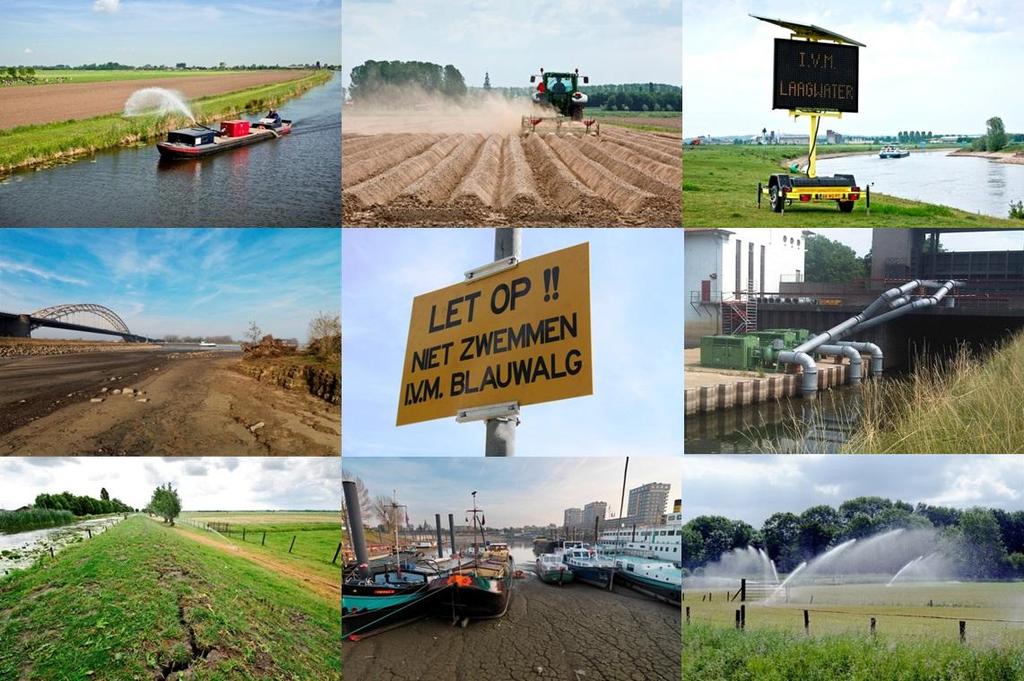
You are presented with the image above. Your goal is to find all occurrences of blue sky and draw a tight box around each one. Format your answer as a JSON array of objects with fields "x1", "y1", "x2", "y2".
[
  {"x1": 0, "y1": 228, "x2": 340, "y2": 342},
  {"x1": 341, "y1": 0, "x2": 682, "y2": 88},
  {"x1": 1, "y1": 0, "x2": 340, "y2": 66},
  {"x1": 684, "y1": 0, "x2": 1024, "y2": 135},
  {"x1": 683, "y1": 455, "x2": 1024, "y2": 527},
  {"x1": 0, "y1": 457, "x2": 340, "y2": 511},
  {"x1": 343, "y1": 457, "x2": 682, "y2": 528},
  {"x1": 342, "y1": 228, "x2": 683, "y2": 457}
]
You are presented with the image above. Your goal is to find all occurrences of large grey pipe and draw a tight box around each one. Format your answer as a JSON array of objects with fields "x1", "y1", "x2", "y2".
[
  {"x1": 837, "y1": 341, "x2": 884, "y2": 377},
  {"x1": 777, "y1": 350, "x2": 818, "y2": 397},
  {"x1": 435, "y1": 513, "x2": 444, "y2": 559},
  {"x1": 836, "y1": 280, "x2": 959, "y2": 338},
  {"x1": 816, "y1": 344, "x2": 862, "y2": 385},
  {"x1": 342, "y1": 480, "x2": 370, "y2": 579}
]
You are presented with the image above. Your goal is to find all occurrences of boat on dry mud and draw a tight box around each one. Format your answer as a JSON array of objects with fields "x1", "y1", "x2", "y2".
[{"x1": 157, "y1": 117, "x2": 292, "y2": 160}]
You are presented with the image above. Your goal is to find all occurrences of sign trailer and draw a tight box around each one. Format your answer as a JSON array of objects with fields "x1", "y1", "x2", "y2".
[
  {"x1": 396, "y1": 240, "x2": 593, "y2": 447},
  {"x1": 752, "y1": 15, "x2": 870, "y2": 214}
]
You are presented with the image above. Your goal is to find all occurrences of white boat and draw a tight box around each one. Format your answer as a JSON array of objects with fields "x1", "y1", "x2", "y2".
[
  {"x1": 597, "y1": 511, "x2": 682, "y2": 563},
  {"x1": 562, "y1": 546, "x2": 616, "y2": 589},
  {"x1": 879, "y1": 145, "x2": 910, "y2": 159},
  {"x1": 199, "y1": 341, "x2": 217, "y2": 347},
  {"x1": 612, "y1": 555, "x2": 682, "y2": 605},
  {"x1": 535, "y1": 553, "x2": 574, "y2": 585}
]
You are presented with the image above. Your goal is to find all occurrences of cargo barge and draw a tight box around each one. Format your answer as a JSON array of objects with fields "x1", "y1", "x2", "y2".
[{"x1": 156, "y1": 118, "x2": 292, "y2": 160}]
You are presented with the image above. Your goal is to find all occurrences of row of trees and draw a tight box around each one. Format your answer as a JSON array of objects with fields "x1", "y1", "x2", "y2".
[
  {"x1": 348, "y1": 60, "x2": 467, "y2": 101},
  {"x1": 487, "y1": 82, "x2": 681, "y2": 112},
  {"x1": 805, "y1": 232, "x2": 870, "y2": 283},
  {"x1": 682, "y1": 497, "x2": 1024, "y2": 579},
  {"x1": 896, "y1": 130, "x2": 933, "y2": 143},
  {"x1": 34, "y1": 488, "x2": 133, "y2": 516}
]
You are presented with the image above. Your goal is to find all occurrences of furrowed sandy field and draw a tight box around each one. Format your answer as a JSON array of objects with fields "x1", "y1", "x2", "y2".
[
  {"x1": 0, "y1": 70, "x2": 315, "y2": 129},
  {"x1": 341, "y1": 126, "x2": 682, "y2": 226}
]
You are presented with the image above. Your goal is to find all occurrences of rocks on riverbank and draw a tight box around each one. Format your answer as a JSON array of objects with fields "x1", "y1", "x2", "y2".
[
  {"x1": 237, "y1": 361, "x2": 340, "y2": 405},
  {"x1": 0, "y1": 340, "x2": 158, "y2": 358}
]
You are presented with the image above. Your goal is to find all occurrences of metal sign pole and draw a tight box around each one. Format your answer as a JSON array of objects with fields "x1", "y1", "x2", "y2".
[{"x1": 485, "y1": 227, "x2": 521, "y2": 456}]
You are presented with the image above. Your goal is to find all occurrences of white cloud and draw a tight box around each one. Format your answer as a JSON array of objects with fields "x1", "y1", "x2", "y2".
[
  {"x1": 24, "y1": 48, "x2": 32, "y2": 54},
  {"x1": 0, "y1": 259, "x2": 88, "y2": 287},
  {"x1": 92, "y1": 0, "x2": 121, "y2": 12}
]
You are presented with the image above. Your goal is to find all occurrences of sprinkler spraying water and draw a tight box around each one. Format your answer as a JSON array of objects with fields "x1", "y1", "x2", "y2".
[{"x1": 123, "y1": 87, "x2": 195, "y2": 122}]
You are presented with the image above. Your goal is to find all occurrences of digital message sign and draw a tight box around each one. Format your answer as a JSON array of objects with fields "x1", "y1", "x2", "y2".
[{"x1": 773, "y1": 38, "x2": 859, "y2": 112}]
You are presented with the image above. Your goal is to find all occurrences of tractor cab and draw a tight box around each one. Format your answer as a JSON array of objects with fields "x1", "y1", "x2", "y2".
[{"x1": 522, "y1": 67, "x2": 598, "y2": 136}]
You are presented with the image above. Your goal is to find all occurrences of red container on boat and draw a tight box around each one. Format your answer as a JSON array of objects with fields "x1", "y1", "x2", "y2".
[{"x1": 220, "y1": 120, "x2": 250, "y2": 137}]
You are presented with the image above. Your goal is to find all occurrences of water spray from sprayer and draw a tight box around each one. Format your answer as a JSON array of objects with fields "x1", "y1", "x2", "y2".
[{"x1": 123, "y1": 87, "x2": 196, "y2": 123}]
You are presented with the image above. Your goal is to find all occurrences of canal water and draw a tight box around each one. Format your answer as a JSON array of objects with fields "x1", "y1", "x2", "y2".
[
  {"x1": 0, "y1": 515, "x2": 125, "y2": 575},
  {"x1": 0, "y1": 74, "x2": 341, "y2": 227},
  {"x1": 816, "y1": 149, "x2": 1024, "y2": 219},
  {"x1": 685, "y1": 386, "x2": 864, "y2": 454}
]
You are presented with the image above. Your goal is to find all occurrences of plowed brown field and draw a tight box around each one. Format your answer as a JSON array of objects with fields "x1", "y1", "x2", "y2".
[
  {"x1": 341, "y1": 128, "x2": 682, "y2": 226},
  {"x1": 0, "y1": 70, "x2": 314, "y2": 129}
]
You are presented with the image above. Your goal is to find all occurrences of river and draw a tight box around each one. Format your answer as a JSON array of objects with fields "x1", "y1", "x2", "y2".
[
  {"x1": 816, "y1": 149, "x2": 1024, "y2": 219},
  {"x1": 0, "y1": 74, "x2": 341, "y2": 227},
  {"x1": 0, "y1": 515, "x2": 125, "y2": 575},
  {"x1": 685, "y1": 386, "x2": 865, "y2": 454}
]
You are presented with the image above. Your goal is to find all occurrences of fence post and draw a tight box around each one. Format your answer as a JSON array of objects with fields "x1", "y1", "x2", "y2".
[
  {"x1": 49, "y1": 547, "x2": 54, "y2": 558},
  {"x1": 803, "y1": 609, "x2": 809, "y2": 635},
  {"x1": 959, "y1": 620, "x2": 966, "y2": 644},
  {"x1": 289, "y1": 535, "x2": 296, "y2": 554},
  {"x1": 870, "y1": 617, "x2": 876, "y2": 637},
  {"x1": 734, "y1": 609, "x2": 741, "y2": 629},
  {"x1": 262, "y1": 531, "x2": 266, "y2": 546},
  {"x1": 87, "y1": 529, "x2": 92, "y2": 539},
  {"x1": 685, "y1": 606, "x2": 690, "y2": 625},
  {"x1": 740, "y1": 578, "x2": 746, "y2": 602},
  {"x1": 740, "y1": 604, "x2": 746, "y2": 630},
  {"x1": 332, "y1": 543, "x2": 342, "y2": 564},
  {"x1": 243, "y1": 528, "x2": 246, "y2": 541}
]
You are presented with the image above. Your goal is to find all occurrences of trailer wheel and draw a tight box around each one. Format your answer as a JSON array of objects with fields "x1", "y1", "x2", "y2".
[
  {"x1": 838, "y1": 200, "x2": 854, "y2": 213},
  {"x1": 769, "y1": 185, "x2": 784, "y2": 213}
]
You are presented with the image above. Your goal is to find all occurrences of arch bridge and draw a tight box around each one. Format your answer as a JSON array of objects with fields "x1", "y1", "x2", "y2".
[{"x1": 0, "y1": 303, "x2": 157, "y2": 343}]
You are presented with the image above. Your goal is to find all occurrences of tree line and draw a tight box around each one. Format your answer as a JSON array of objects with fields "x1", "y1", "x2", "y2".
[
  {"x1": 348, "y1": 60, "x2": 467, "y2": 101},
  {"x1": 484, "y1": 82, "x2": 681, "y2": 112},
  {"x1": 34, "y1": 488, "x2": 133, "y2": 516},
  {"x1": 682, "y1": 496, "x2": 1024, "y2": 579}
]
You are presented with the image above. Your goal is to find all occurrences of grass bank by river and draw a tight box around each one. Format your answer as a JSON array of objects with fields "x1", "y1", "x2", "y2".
[
  {"x1": 0, "y1": 70, "x2": 331, "y2": 173},
  {"x1": 683, "y1": 144, "x2": 1015, "y2": 227},
  {"x1": 684, "y1": 623, "x2": 1024, "y2": 681},
  {"x1": 845, "y1": 332, "x2": 1024, "y2": 454},
  {"x1": 0, "y1": 516, "x2": 340, "y2": 680}
]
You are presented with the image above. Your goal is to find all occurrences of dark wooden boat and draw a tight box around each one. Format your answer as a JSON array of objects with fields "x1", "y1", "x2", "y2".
[
  {"x1": 156, "y1": 118, "x2": 292, "y2": 160},
  {"x1": 437, "y1": 557, "x2": 513, "y2": 625}
]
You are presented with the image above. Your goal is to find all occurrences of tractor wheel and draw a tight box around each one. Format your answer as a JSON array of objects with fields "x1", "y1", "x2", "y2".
[
  {"x1": 769, "y1": 185, "x2": 784, "y2": 213},
  {"x1": 569, "y1": 103, "x2": 584, "y2": 121},
  {"x1": 838, "y1": 200, "x2": 854, "y2": 213}
]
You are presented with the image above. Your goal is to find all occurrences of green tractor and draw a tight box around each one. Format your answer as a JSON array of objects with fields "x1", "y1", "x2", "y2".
[{"x1": 522, "y1": 67, "x2": 599, "y2": 136}]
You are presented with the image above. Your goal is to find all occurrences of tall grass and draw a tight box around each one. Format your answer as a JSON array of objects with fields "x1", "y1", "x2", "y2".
[
  {"x1": 684, "y1": 623, "x2": 1024, "y2": 681},
  {"x1": 0, "y1": 70, "x2": 331, "y2": 172},
  {"x1": 846, "y1": 334, "x2": 1024, "y2": 453},
  {"x1": 0, "y1": 508, "x2": 75, "y2": 533}
]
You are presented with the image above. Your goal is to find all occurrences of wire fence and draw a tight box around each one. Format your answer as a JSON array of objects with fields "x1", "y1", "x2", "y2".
[{"x1": 183, "y1": 519, "x2": 344, "y2": 565}]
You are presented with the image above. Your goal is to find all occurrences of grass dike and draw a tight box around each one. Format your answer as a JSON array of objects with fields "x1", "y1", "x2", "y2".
[
  {"x1": 0, "y1": 70, "x2": 331, "y2": 174},
  {"x1": 0, "y1": 515, "x2": 340, "y2": 680},
  {"x1": 683, "y1": 144, "x2": 1016, "y2": 227}
]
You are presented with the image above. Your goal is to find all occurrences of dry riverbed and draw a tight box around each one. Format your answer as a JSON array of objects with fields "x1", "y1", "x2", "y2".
[
  {"x1": 342, "y1": 573, "x2": 680, "y2": 681},
  {"x1": 0, "y1": 351, "x2": 339, "y2": 455}
]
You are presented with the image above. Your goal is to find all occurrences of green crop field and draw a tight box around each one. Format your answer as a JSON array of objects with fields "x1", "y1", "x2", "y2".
[
  {"x1": 23, "y1": 69, "x2": 243, "y2": 85},
  {"x1": 682, "y1": 145, "x2": 1015, "y2": 227},
  {"x1": 0, "y1": 516, "x2": 340, "y2": 680},
  {"x1": 182, "y1": 511, "x2": 341, "y2": 582},
  {"x1": 685, "y1": 582, "x2": 1024, "y2": 680}
]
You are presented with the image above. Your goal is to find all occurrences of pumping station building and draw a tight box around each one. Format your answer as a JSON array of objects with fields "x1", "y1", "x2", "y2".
[{"x1": 685, "y1": 228, "x2": 1024, "y2": 415}]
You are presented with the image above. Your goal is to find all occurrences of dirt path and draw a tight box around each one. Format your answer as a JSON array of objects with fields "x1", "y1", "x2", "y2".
[
  {"x1": 0, "y1": 71, "x2": 313, "y2": 129},
  {"x1": 0, "y1": 353, "x2": 339, "y2": 455},
  {"x1": 342, "y1": 573, "x2": 680, "y2": 680},
  {"x1": 172, "y1": 525, "x2": 340, "y2": 603}
]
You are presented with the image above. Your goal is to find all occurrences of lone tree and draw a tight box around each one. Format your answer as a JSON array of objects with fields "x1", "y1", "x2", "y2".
[
  {"x1": 483, "y1": 72, "x2": 491, "y2": 90},
  {"x1": 245, "y1": 320, "x2": 262, "y2": 344},
  {"x1": 986, "y1": 116, "x2": 1008, "y2": 152},
  {"x1": 100, "y1": 487, "x2": 109, "y2": 501},
  {"x1": 150, "y1": 483, "x2": 182, "y2": 526}
]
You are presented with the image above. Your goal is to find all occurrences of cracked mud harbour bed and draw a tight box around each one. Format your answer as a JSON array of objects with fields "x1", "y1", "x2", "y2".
[
  {"x1": 342, "y1": 571, "x2": 681, "y2": 681},
  {"x1": 0, "y1": 516, "x2": 340, "y2": 680}
]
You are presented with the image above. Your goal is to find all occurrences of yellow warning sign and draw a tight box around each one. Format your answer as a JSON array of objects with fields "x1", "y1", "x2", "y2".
[{"x1": 396, "y1": 242, "x2": 592, "y2": 426}]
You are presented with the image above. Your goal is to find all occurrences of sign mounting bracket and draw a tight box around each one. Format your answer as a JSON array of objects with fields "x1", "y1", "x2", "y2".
[
  {"x1": 465, "y1": 256, "x2": 519, "y2": 283},
  {"x1": 455, "y1": 401, "x2": 520, "y2": 423}
]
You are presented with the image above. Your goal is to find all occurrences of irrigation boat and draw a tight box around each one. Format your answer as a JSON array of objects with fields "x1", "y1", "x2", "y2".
[
  {"x1": 157, "y1": 118, "x2": 292, "y2": 160},
  {"x1": 535, "y1": 552, "x2": 574, "y2": 585},
  {"x1": 879, "y1": 145, "x2": 910, "y2": 159}
]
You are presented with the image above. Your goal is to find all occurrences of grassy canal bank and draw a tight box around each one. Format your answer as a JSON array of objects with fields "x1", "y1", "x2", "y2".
[
  {"x1": 0, "y1": 70, "x2": 331, "y2": 173},
  {"x1": 844, "y1": 331, "x2": 1024, "y2": 454},
  {"x1": 0, "y1": 515, "x2": 340, "y2": 680},
  {"x1": 683, "y1": 144, "x2": 1016, "y2": 227}
]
